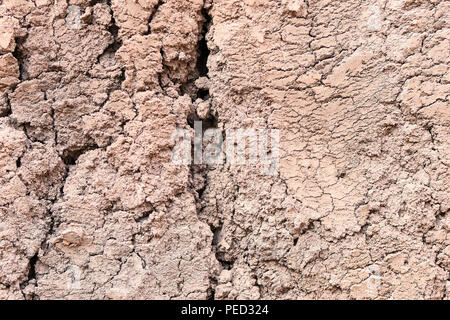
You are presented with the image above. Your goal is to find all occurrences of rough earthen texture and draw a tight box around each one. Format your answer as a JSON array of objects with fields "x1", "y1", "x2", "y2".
[{"x1": 0, "y1": 0, "x2": 448, "y2": 299}]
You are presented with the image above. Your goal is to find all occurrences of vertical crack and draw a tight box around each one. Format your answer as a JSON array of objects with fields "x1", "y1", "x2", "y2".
[
  {"x1": 196, "y1": 3, "x2": 211, "y2": 78},
  {"x1": 185, "y1": 0, "x2": 222, "y2": 300},
  {"x1": 103, "y1": 0, "x2": 125, "y2": 94},
  {"x1": 147, "y1": 0, "x2": 164, "y2": 34},
  {"x1": 12, "y1": 37, "x2": 25, "y2": 83},
  {"x1": 3, "y1": 35, "x2": 26, "y2": 118},
  {"x1": 19, "y1": 252, "x2": 38, "y2": 300},
  {"x1": 27, "y1": 254, "x2": 38, "y2": 282},
  {"x1": 1, "y1": 94, "x2": 12, "y2": 117}
]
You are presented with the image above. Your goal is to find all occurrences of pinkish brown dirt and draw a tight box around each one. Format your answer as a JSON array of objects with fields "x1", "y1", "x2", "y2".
[{"x1": 0, "y1": 0, "x2": 449, "y2": 299}]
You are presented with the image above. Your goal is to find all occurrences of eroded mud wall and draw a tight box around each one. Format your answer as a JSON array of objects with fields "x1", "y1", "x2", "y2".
[{"x1": 0, "y1": 0, "x2": 449, "y2": 299}]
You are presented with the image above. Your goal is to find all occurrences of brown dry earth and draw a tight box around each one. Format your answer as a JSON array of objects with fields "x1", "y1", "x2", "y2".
[{"x1": 0, "y1": 0, "x2": 449, "y2": 299}]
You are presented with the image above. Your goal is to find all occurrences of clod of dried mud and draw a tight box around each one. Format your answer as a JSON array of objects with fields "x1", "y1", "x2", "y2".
[{"x1": 0, "y1": 0, "x2": 448, "y2": 300}]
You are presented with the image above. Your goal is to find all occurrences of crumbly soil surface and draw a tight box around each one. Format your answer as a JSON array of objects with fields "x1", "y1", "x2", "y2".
[{"x1": 0, "y1": 0, "x2": 449, "y2": 299}]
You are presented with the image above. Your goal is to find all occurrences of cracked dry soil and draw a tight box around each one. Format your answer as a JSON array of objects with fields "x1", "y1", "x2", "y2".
[{"x1": 0, "y1": 0, "x2": 449, "y2": 300}]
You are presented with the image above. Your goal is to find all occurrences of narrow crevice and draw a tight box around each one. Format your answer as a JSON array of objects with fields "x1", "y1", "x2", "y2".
[
  {"x1": 93, "y1": 2, "x2": 122, "y2": 64},
  {"x1": 210, "y1": 224, "x2": 235, "y2": 270},
  {"x1": 16, "y1": 155, "x2": 21, "y2": 168},
  {"x1": 202, "y1": 114, "x2": 218, "y2": 131},
  {"x1": 12, "y1": 36, "x2": 25, "y2": 83},
  {"x1": 101, "y1": 34, "x2": 122, "y2": 58},
  {"x1": 89, "y1": 0, "x2": 104, "y2": 6},
  {"x1": 103, "y1": 0, "x2": 125, "y2": 93},
  {"x1": 57, "y1": 155, "x2": 70, "y2": 201},
  {"x1": 106, "y1": 14, "x2": 121, "y2": 52},
  {"x1": 187, "y1": 112, "x2": 197, "y2": 129},
  {"x1": 197, "y1": 88, "x2": 209, "y2": 100},
  {"x1": 146, "y1": 0, "x2": 164, "y2": 34},
  {"x1": 19, "y1": 252, "x2": 39, "y2": 299},
  {"x1": 61, "y1": 144, "x2": 99, "y2": 165},
  {"x1": 187, "y1": 0, "x2": 222, "y2": 301},
  {"x1": 211, "y1": 224, "x2": 222, "y2": 246},
  {"x1": 187, "y1": 111, "x2": 218, "y2": 130},
  {"x1": 197, "y1": 180, "x2": 207, "y2": 200},
  {"x1": 158, "y1": 48, "x2": 168, "y2": 95},
  {"x1": 206, "y1": 223, "x2": 235, "y2": 300},
  {"x1": 196, "y1": 4, "x2": 212, "y2": 78},
  {"x1": 1, "y1": 94, "x2": 12, "y2": 117},
  {"x1": 19, "y1": 124, "x2": 45, "y2": 144},
  {"x1": 27, "y1": 253, "x2": 38, "y2": 282},
  {"x1": 207, "y1": 277, "x2": 217, "y2": 300},
  {"x1": 217, "y1": 258, "x2": 234, "y2": 271},
  {"x1": 42, "y1": 214, "x2": 56, "y2": 252},
  {"x1": 428, "y1": 126, "x2": 435, "y2": 144},
  {"x1": 135, "y1": 252, "x2": 147, "y2": 268},
  {"x1": 186, "y1": 0, "x2": 214, "y2": 124},
  {"x1": 49, "y1": 106, "x2": 58, "y2": 146},
  {"x1": 337, "y1": 171, "x2": 346, "y2": 179},
  {"x1": 118, "y1": 67, "x2": 125, "y2": 84},
  {"x1": 0, "y1": 282, "x2": 11, "y2": 289},
  {"x1": 134, "y1": 210, "x2": 153, "y2": 223}
]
